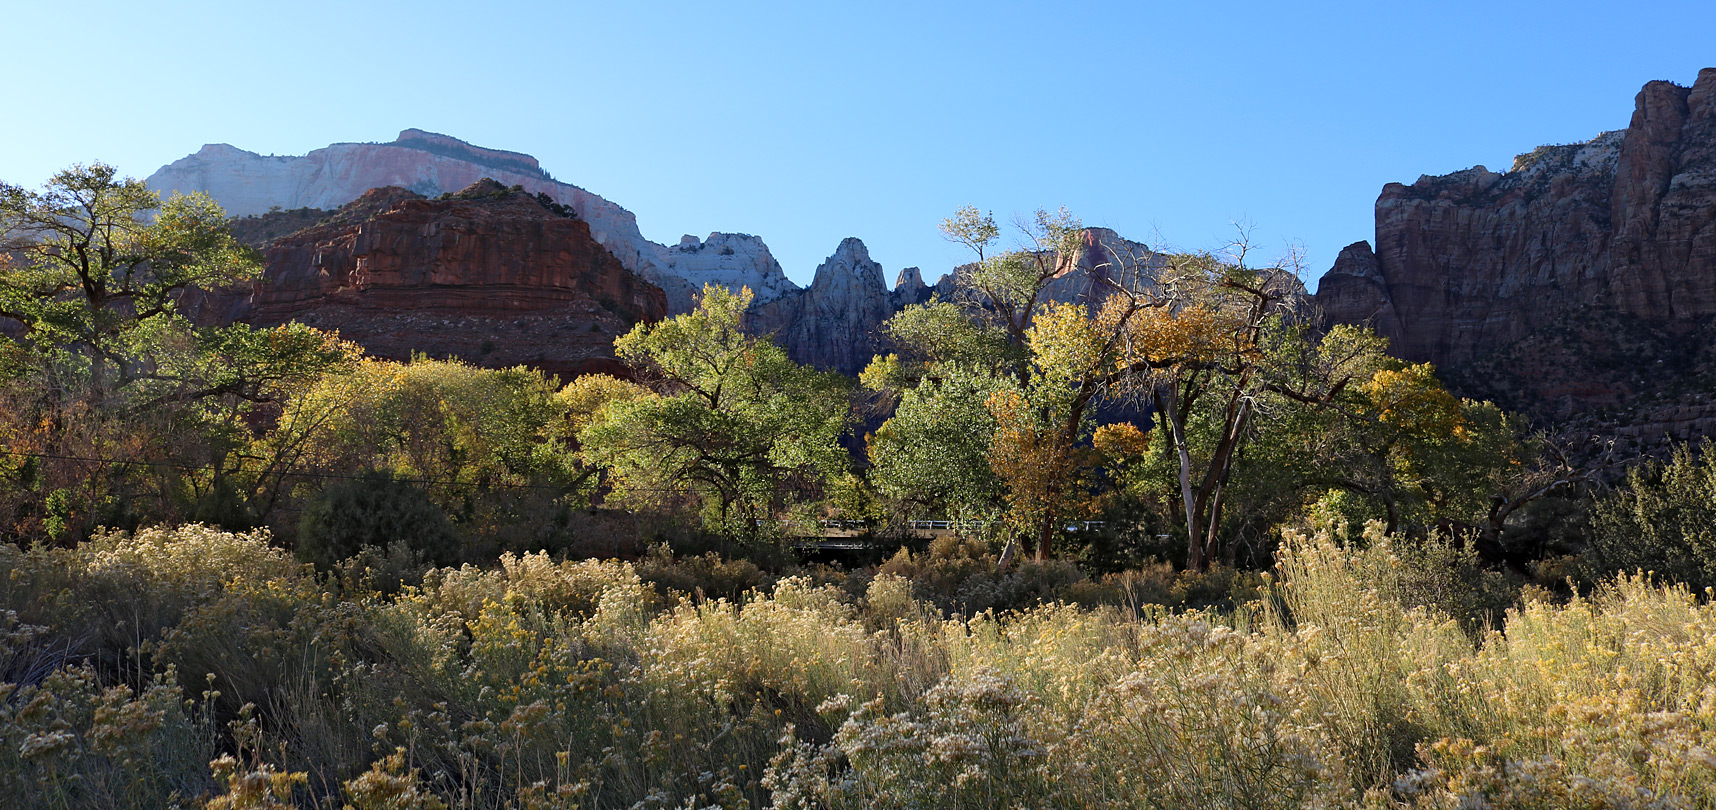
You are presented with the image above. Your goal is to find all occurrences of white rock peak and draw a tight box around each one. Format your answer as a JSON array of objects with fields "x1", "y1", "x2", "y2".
[{"x1": 651, "y1": 232, "x2": 797, "y2": 313}]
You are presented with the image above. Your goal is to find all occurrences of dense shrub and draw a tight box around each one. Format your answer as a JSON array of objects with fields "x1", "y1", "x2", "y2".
[
  {"x1": 295, "y1": 471, "x2": 461, "y2": 570},
  {"x1": 876, "y1": 535, "x2": 1086, "y2": 614},
  {"x1": 1587, "y1": 442, "x2": 1716, "y2": 588}
]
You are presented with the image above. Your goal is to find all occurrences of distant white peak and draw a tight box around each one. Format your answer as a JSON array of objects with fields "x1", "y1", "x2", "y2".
[
  {"x1": 653, "y1": 231, "x2": 797, "y2": 304},
  {"x1": 811, "y1": 238, "x2": 886, "y2": 291},
  {"x1": 194, "y1": 143, "x2": 254, "y2": 158},
  {"x1": 833, "y1": 237, "x2": 871, "y2": 262}
]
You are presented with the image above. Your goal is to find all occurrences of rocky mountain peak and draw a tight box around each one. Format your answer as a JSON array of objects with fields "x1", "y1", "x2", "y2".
[
  {"x1": 748, "y1": 237, "x2": 897, "y2": 374},
  {"x1": 811, "y1": 237, "x2": 885, "y2": 290},
  {"x1": 894, "y1": 266, "x2": 927, "y2": 295},
  {"x1": 650, "y1": 232, "x2": 797, "y2": 312}
]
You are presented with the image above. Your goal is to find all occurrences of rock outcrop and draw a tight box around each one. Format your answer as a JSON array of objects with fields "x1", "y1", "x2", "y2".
[
  {"x1": 227, "y1": 180, "x2": 666, "y2": 380},
  {"x1": 752, "y1": 238, "x2": 901, "y2": 374},
  {"x1": 1315, "y1": 68, "x2": 1716, "y2": 436},
  {"x1": 147, "y1": 130, "x2": 796, "y2": 309},
  {"x1": 749, "y1": 228, "x2": 1175, "y2": 375},
  {"x1": 1044, "y1": 227, "x2": 1165, "y2": 304},
  {"x1": 652, "y1": 233, "x2": 798, "y2": 313}
]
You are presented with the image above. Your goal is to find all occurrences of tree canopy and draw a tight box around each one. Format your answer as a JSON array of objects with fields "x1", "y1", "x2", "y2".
[{"x1": 578, "y1": 285, "x2": 853, "y2": 540}]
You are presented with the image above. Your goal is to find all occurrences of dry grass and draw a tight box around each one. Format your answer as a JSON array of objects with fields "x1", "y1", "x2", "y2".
[{"x1": 2, "y1": 524, "x2": 1715, "y2": 808}]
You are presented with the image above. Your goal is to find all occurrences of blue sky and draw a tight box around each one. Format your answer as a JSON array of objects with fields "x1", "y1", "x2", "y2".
[{"x1": 3, "y1": 1, "x2": 1712, "y2": 288}]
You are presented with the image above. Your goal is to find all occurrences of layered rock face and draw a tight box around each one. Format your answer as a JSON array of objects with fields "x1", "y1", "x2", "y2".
[
  {"x1": 229, "y1": 180, "x2": 666, "y2": 380},
  {"x1": 147, "y1": 130, "x2": 796, "y2": 309},
  {"x1": 1316, "y1": 68, "x2": 1716, "y2": 433}
]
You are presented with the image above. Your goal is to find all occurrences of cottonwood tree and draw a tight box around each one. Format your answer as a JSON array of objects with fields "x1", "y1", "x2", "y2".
[
  {"x1": 0, "y1": 163, "x2": 349, "y2": 540},
  {"x1": 865, "y1": 208, "x2": 1158, "y2": 561},
  {"x1": 866, "y1": 363, "x2": 1011, "y2": 527},
  {"x1": 579, "y1": 285, "x2": 853, "y2": 541},
  {"x1": 869, "y1": 207, "x2": 1525, "y2": 570}
]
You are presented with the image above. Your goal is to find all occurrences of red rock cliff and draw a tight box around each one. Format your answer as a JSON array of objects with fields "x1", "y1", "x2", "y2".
[
  {"x1": 1316, "y1": 68, "x2": 1716, "y2": 435},
  {"x1": 237, "y1": 180, "x2": 667, "y2": 380}
]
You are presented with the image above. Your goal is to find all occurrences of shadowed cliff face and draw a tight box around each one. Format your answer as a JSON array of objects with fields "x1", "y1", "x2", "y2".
[
  {"x1": 1316, "y1": 68, "x2": 1716, "y2": 439},
  {"x1": 222, "y1": 180, "x2": 667, "y2": 381}
]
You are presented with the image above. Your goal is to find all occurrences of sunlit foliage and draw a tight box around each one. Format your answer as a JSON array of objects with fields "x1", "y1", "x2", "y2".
[{"x1": 579, "y1": 285, "x2": 853, "y2": 540}]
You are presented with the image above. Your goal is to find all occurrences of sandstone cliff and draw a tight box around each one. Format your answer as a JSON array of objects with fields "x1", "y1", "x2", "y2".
[
  {"x1": 1316, "y1": 68, "x2": 1716, "y2": 439},
  {"x1": 231, "y1": 180, "x2": 666, "y2": 381},
  {"x1": 148, "y1": 129, "x2": 796, "y2": 309}
]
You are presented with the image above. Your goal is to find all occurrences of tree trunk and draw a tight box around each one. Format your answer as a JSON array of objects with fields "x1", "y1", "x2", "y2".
[
  {"x1": 1035, "y1": 511, "x2": 1055, "y2": 563},
  {"x1": 1161, "y1": 392, "x2": 1204, "y2": 569}
]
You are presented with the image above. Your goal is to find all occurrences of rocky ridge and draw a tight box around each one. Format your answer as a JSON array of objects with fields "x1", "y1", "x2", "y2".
[
  {"x1": 158, "y1": 131, "x2": 1176, "y2": 379},
  {"x1": 1316, "y1": 68, "x2": 1716, "y2": 443},
  {"x1": 226, "y1": 180, "x2": 667, "y2": 380}
]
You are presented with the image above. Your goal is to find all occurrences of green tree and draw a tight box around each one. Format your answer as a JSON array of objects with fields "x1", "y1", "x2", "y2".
[
  {"x1": 579, "y1": 285, "x2": 853, "y2": 540},
  {"x1": 0, "y1": 164, "x2": 258, "y2": 393},
  {"x1": 257, "y1": 356, "x2": 590, "y2": 556},
  {"x1": 864, "y1": 209, "x2": 1097, "y2": 558},
  {"x1": 0, "y1": 163, "x2": 348, "y2": 541},
  {"x1": 295, "y1": 469, "x2": 461, "y2": 570},
  {"x1": 867, "y1": 364, "x2": 1010, "y2": 525}
]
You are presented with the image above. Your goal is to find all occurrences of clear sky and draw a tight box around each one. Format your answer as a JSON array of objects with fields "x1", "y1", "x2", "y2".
[{"x1": 3, "y1": 1, "x2": 1712, "y2": 289}]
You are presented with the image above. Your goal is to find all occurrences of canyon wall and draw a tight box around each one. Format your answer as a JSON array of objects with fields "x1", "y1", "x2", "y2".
[{"x1": 1316, "y1": 68, "x2": 1716, "y2": 434}]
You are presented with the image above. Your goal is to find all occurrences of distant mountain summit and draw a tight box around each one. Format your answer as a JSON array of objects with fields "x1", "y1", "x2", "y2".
[{"x1": 146, "y1": 130, "x2": 798, "y2": 309}]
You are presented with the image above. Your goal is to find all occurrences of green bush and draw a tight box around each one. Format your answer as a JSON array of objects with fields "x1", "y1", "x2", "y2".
[
  {"x1": 1587, "y1": 442, "x2": 1716, "y2": 589},
  {"x1": 295, "y1": 471, "x2": 461, "y2": 570}
]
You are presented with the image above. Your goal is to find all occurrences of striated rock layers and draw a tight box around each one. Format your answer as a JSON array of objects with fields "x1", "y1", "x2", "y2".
[
  {"x1": 227, "y1": 180, "x2": 666, "y2": 381},
  {"x1": 147, "y1": 129, "x2": 796, "y2": 309},
  {"x1": 1316, "y1": 68, "x2": 1716, "y2": 437}
]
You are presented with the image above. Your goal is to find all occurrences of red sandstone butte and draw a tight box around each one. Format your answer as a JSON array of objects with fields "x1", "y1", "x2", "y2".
[{"x1": 232, "y1": 180, "x2": 666, "y2": 381}]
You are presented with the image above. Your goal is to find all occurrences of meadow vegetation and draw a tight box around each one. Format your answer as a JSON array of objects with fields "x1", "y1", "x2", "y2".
[
  {"x1": 6, "y1": 167, "x2": 1716, "y2": 807},
  {"x1": 3, "y1": 525, "x2": 1716, "y2": 808}
]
